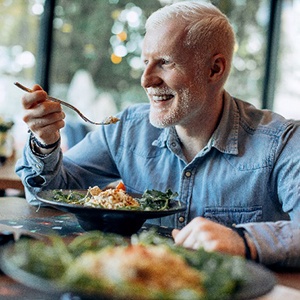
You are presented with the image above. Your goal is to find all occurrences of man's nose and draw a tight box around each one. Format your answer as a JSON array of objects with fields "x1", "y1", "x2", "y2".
[{"x1": 141, "y1": 65, "x2": 162, "y2": 88}]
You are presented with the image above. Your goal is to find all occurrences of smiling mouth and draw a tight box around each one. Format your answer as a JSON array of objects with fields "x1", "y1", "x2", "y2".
[
  {"x1": 151, "y1": 94, "x2": 174, "y2": 102},
  {"x1": 146, "y1": 87, "x2": 175, "y2": 102}
]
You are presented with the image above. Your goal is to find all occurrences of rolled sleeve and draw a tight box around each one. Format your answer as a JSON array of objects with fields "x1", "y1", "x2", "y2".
[
  {"x1": 240, "y1": 221, "x2": 300, "y2": 267},
  {"x1": 15, "y1": 136, "x2": 62, "y2": 204}
]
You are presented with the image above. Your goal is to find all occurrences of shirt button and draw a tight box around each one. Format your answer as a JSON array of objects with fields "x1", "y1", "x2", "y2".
[
  {"x1": 171, "y1": 142, "x2": 176, "y2": 147},
  {"x1": 178, "y1": 216, "x2": 185, "y2": 223},
  {"x1": 185, "y1": 171, "x2": 191, "y2": 177}
]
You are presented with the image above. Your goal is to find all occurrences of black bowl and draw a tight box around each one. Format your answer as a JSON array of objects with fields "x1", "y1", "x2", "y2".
[{"x1": 36, "y1": 190, "x2": 186, "y2": 236}]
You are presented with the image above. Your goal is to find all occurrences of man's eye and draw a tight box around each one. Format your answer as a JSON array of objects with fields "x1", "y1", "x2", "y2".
[{"x1": 161, "y1": 59, "x2": 170, "y2": 65}]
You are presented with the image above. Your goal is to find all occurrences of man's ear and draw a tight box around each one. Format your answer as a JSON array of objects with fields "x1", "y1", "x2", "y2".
[{"x1": 209, "y1": 54, "x2": 226, "y2": 81}]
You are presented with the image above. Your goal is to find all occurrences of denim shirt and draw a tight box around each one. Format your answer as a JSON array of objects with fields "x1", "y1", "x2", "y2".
[{"x1": 16, "y1": 91, "x2": 300, "y2": 267}]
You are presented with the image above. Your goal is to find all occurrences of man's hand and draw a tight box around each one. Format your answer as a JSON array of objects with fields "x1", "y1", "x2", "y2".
[
  {"x1": 22, "y1": 85, "x2": 65, "y2": 147},
  {"x1": 172, "y1": 217, "x2": 257, "y2": 259}
]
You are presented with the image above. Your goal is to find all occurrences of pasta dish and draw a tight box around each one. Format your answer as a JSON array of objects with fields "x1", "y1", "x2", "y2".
[{"x1": 84, "y1": 186, "x2": 140, "y2": 209}]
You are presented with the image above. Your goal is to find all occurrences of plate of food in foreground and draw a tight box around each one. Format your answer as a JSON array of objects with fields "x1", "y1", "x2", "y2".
[
  {"x1": 0, "y1": 230, "x2": 276, "y2": 300},
  {"x1": 36, "y1": 186, "x2": 186, "y2": 235}
]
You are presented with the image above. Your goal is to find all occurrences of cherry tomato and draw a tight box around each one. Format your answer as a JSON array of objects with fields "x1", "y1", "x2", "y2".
[{"x1": 116, "y1": 181, "x2": 126, "y2": 191}]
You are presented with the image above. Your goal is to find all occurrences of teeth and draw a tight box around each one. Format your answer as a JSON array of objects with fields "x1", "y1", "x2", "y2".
[
  {"x1": 152, "y1": 95, "x2": 173, "y2": 101},
  {"x1": 146, "y1": 88, "x2": 175, "y2": 101}
]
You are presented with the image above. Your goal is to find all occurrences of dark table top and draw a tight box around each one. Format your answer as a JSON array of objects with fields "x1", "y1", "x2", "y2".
[{"x1": 0, "y1": 157, "x2": 24, "y2": 191}]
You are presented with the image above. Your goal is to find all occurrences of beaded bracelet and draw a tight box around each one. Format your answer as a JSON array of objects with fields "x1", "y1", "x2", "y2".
[
  {"x1": 30, "y1": 132, "x2": 61, "y2": 149},
  {"x1": 231, "y1": 226, "x2": 252, "y2": 260}
]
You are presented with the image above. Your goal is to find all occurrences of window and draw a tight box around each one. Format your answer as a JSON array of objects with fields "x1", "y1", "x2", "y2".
[
  {"x1": 214, "y1": 0, "x2": 269, "y2": 108},
  {"x1": 0, "y1": 0, "x2": 42, "y2": 152},
  {"x1": 273, "y1": 0, "x2": 300, "y2": 119},
  {"x1": 49, "y1": 0, "x2": 160, "y2": 124},
  {"x1": 0, "y1": 1, "x2": 41, "y2": 114}
]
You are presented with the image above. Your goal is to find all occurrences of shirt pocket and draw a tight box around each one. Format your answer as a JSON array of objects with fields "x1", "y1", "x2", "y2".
[{"x1": 204, "y1": 206, "x2": 262, "y2": 226}]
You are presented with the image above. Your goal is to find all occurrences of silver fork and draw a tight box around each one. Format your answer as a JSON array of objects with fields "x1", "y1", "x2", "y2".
[{"x1": 14, "y1": 82, "x2": 120, "y2": 125}]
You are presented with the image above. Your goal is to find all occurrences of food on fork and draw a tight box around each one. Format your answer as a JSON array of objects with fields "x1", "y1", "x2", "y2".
[{"x1": 102, "y1": 116, "x2": 120, "y2": 124}]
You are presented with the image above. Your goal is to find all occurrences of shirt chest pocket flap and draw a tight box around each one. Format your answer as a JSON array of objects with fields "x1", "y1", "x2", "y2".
[{"x1": 204, "y1": 206, "x2": 262, "y2": 226}]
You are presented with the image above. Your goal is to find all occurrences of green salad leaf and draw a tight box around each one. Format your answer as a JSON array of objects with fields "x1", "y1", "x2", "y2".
[
  {"x1": 138, "y1": 189, "x2": 179, "y2": 210},
  {"x1": 52, "y1": 190, "x2": 86, "y2": 204}
]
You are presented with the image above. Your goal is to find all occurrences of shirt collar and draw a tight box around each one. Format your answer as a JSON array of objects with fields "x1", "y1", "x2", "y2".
[
  {"x1": 211, "y1": 91, "x2": 239, "y2": 155},
  {"x1": 152, "y1": 127, "x2": 173, "y2": 148}
]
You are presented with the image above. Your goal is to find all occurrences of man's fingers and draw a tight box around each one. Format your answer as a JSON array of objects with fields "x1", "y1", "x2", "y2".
[
  {"x1": 172, "y1": 228, "x2": 180, "y2": 239},
  {"x1": 22, "y1": 89, "x2": 48, "y2": 109}
]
